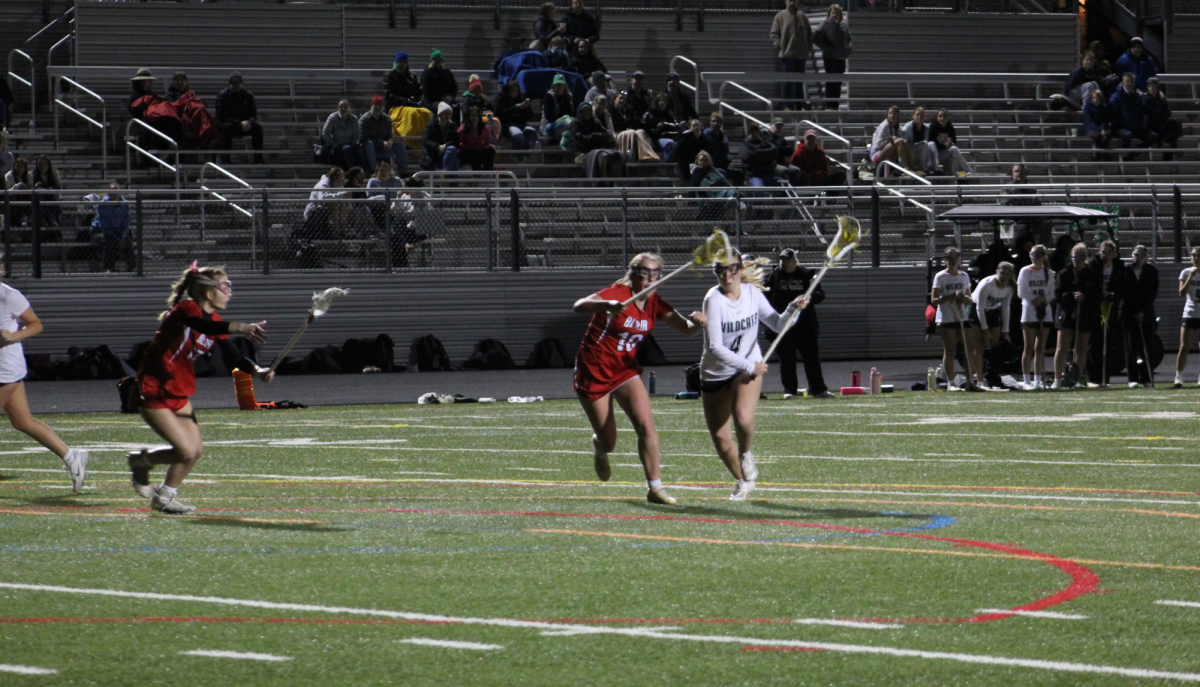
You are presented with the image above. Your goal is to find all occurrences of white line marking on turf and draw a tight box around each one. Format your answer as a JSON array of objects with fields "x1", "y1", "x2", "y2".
[
  {"x1": 1026, "y1": 450, "x2": 1084, "y2": 454},
  {"x1": 976, "y1": 609, "x2": 1089, "y2": 620},
  {"x1": 3, "y1": 583, "x2": 1198, "y2": 683},
  {"x1": 1156, "y1": 600, "x2": 1200, "y2": 609},
  {"x1": 924, "y1": 453, "x2": 982, "y2": 457},
  {"x1": 398, "y1": 638, "x2": 503, "y2": 650},
  {"x1": 794, "y1": 618, "x2": 903, "y2": 629},
  {"x1": 1124, "y1": 447, "x2": 1187, "y2": 451},
  {"x1": 181, "y1": 650, "x2": 291, "y2": 662},
  {"x1": 505, "y1": 468, "x2": 561, "y2": 472},
  {"x1": 0, "y1": 664, "x2": 58, "y2": 675}
]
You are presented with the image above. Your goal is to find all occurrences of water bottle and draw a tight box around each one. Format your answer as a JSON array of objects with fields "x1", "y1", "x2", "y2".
[
  {"x1": 851, "y1": 370, "x2": 861, "y2": 387},
  {"x1": 935, "y1": 366, "x2": 945, "y2": 390},
  {"x1": 870, "y1": 368, "x2": 882, "y2": 395},
  {"x1": 927, "y1": 367, "x2": 936, "y2": 391},
  {"x1": 648, "y1": 371, "x2": 656, "y2": 395}
]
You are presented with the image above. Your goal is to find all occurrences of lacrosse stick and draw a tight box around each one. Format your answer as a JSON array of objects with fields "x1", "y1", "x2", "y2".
[
  {"x1": 762, "y1": 216, "x2": 864, "y2": 360},
  {"x1": 1137, "y1": 320, "x2": 1155, "y2": 388},
  {"x1": 950, "y1": 298, "x2": 982, "y2": 391},
  {"x1": 1100, "y1": 299, "x2": 1111, "y2": 388},
  {"x1": 268, "y1": 287, "x2": 349, "y2": 374},
  {"x1": 617, "y1": 229, "x2": 736, "y2": 308}
]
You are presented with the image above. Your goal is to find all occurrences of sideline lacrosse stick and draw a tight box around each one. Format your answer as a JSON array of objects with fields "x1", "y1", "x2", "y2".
[
  {"x1": 762, "y1": 216, "x2": 864, "y2": 360},
  {"x1": 1100, "y1": 299, "x2": 1112, "y2": 388},
  {"x1": 950, "y1": 298, "x2": 982, "y2": 391},
  {"x1": 1137, "y1": 320, "x2": 1155, "y2": 388},
  {"x1": 617, "y1": 229, "x2": 736, "y2": 308},
  {"x1": 268, "y1": 287, "x2": 349, "y2": 373}
]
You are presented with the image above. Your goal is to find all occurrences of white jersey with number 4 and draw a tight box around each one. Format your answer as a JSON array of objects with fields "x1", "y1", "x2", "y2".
[
  {"x1": 932, "y1": 269, "x2": 971, "y2": 325},
  {"x1": 1017, "y1": 265, "x2": 1056, "y2": 324},
  {"x1": 700, "y1": 285, "x2": 795, "y2": 381},
  {"x1": 1181, "y1": 268, "x2": 1200, "y2": 319},
  {"x1": 0, "y1": 284, "x2": 31, "y2": 385}
]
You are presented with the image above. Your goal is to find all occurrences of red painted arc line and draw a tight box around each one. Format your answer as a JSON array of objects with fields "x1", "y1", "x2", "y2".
[{"x1": 2, "y1": 506, "x2": 1099, "y2": 625}]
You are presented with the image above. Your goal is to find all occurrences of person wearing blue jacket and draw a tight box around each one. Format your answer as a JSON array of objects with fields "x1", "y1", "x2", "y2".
[
  {"x1": 90, "y1": 182, "x2": 133, "y2": 272},
  {"x1": 1109, "y1": 72, "x2": 1157, "y2": 148},
  {"x1": 1081, "y1": 88, "x2": 1112, "y2": 149},
  {"x1": 1114, "y1": 37, "x2": 1158, "y2": 90},
  {"x1": 1144, "y1": 77, "x2": 1182, "y2": 155}
]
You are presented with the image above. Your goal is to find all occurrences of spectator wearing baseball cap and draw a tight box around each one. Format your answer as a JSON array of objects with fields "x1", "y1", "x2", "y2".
[
  {"x1": 421, "y1": 49, "x2": 459, "y2": 112},
  {"x1": 1114, "y1": 36, "x2": 1158, "y2": 90},
  {"x1": 665, "y1": 71, "x2": 698, "y2": 122},
  {"x1": 764, "y1": 248, "x2": 831, "y2": 398},
  {"x1": 215, "y1": 71, "x2": 264, "y2": 164},
  {"x1": 791, "y1": 129, "x2": 846, "y2": 187},
  {"x1": 540, "y1": 73, "x2": 576, "y2": 143},
  {"x1": 360, "y1": 94, "x2": 406, "y2": 174},
  {"x1": 584, "y1": 70, "x2": 615, "y2": 105},
  {"x1": 626, "y1": 70, "x2": 654, "y2": 121}
]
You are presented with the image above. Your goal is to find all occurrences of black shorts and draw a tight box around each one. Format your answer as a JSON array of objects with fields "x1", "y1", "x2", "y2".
[
  {"x1": 1022, "y1": 320, "x2": 1051, "y2": 329},
  {"x1": 1183, "y1": 318, "x2": 1200, "y2": 330},
  {"x1": 938, "y1": 321, "x2": 973, "y2": 331},
  {"x1": 969, "y1": 307, "x2": 1002, "y2": 329},
  {"x1": 700, "y1": 376, "x2": 736, "y2": 394}
]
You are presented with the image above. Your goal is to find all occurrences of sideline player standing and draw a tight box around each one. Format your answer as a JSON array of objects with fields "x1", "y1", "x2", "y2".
[
  {"x1": 573, "y1": 253, "x2": 706, "y2": 505},
  {"x1": 1174, "y1": 247, "x2": 1200, "y2": 388},
  {"x1": 127, "y1": 263, "x2": 273, "y2": 514},
  {"x1": 969, "y1": 261, "x2": 1015, "y2": 388},
  {"x1": 699, "y1": 253, "x2": 809, "y2": 501},
  {"x1": 0, "y1": 283, "x2": 89, "y2": 492},
  {"x1": 763, "y1": 248, "x2": 831, "y2": 398},
  {"x1": 931, "y1": 246, "x2": 975, "y2": 390},
  {"x1": 1016, "y1": 245, "x2": 1055, "y2": 389}
]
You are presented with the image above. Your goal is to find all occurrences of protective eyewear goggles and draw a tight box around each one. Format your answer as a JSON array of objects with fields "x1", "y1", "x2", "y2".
[
  {"x1": 713, "y1": 263, "x2": 743, "y2": 277},
  {"x1": 632, "y1": 267, "x2": 662, "y2": 280}
]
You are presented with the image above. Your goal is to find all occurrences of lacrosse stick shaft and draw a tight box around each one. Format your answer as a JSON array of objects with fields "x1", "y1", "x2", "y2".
[
  {"x1": 762, "y1": 243, "x2": 858, "y2": 361},
  {"x1": 761, "y1": 308, "x2": 801, "y2": 361},
  {"x1": 268, "y1": 315, "x2": 314, "y2": 374},
  {"x1": 1102, "y1": 319, "x2": 1109, "y2": 388},
  {"x1": 1138, "y1": 321, "x2": 1155, "y2": 387},
  {"x1": 620, "y1": 261, "x2": 693, "y2": 307},
  {"x1": 953, "y1": 301, "x2": 976, "y2": 389}
]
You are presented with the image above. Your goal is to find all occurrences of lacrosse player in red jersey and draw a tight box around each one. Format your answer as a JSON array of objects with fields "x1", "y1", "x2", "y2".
[
  {"x1": 128, "y1": 263, "x2": 273, "y2": 514},
  {"x1": 574, "y1": 252, "x2": 706, "y2": 505}
]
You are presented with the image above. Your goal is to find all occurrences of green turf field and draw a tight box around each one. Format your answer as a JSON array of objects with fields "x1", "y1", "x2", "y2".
[{"x1": 2, "y1": 390, "x2": 1200, "y2": 685}]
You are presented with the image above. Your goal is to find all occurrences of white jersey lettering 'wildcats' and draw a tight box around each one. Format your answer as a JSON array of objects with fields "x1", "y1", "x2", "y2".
[
  {"x1": 1017, "y1": 265, "x2": 1057, "y2": 324},
  {"x1": 1181, "y1": 268, "x2": 1200, "y2": 319},
  {"x1": 932, "y1": 269, "x2": 971, "y2": 325},
  {"x1": 700, "y1": 285, "x2": 794, "y2": 381}
]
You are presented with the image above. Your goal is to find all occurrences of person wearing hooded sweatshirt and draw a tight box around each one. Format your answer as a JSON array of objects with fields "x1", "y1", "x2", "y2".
[
  {"x1": 541, "y1": 74, "x2": 576, "y2": 143},
  {"x1": 323, "y1": 99, "x2": 362, "y2": 170},
  {"x1": 1114, "y1": 37, "x2": 1158, "y2": 91},
  {"x1": 457, "y1": 106, "x2": 495, "y2": 171},
  {"x1": 492, "y1": 79, "x2": 538, "y2": 150},
  {"x1": 791, "y1": 129, "x2": 845, "y2": 186},
  {"x1": 421, "y1": 102, "x2": 460, "y2": 170},
  {"x1": 584, "y1": 71, "x2": 615, "y2": 105},
  {"x1": 739, "y1": 125, "x2": 780, "y2": 187},
  {"x1": 1109, "y1": 71, "x2": 1156, "y2": 148},
  {"x1": 384, "y1": 52, "x2": 423, "y2": 110},
  {"x1": 360, "y1": 95, "x2": 405, "y2": 173},
  {"x1": 570, "y1": 101, "x2": 622, "y2": 177},
  {"x1": 421, "y1": 49, "x2": 459, "y2": 112}
]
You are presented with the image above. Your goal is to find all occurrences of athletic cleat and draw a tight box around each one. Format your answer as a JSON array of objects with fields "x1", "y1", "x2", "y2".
[
  {"x1": 740, "y1": 452, "x2": 759, "y2": 482},
  {"x1": 647, "y1": 487, "x2": 677, "y2": 505},
  {"x1": 1174, "y1": 374, "x2": 1184, "y2": 388},
  {"x1": 729, "y1": 480, "x2": 755, "y2": 502},
  {"x1": 1049, "y1": 380, "x2": 1062, "y2": 390},
  {"x1": 62, "y1": 449, "x2": 89, "y2": 494},
  {"x1": 151, "y1": 487, "x2": 196, "y2": 515},
  {"x1": 782, "y1": 393, "x2": 795, "y2": 400},
  {"x1": 1130, "y1": 381, "x2": 1140, "y2": 388},
  {"x1": 811, "y1": 390, "x2": 835, "y2": 399},
  {"x1": 128, "y1": 450, "x2": 155, "y2": 498},
  {"x1": 591, "y1": 434, "x2": 611, "y2": 482}
]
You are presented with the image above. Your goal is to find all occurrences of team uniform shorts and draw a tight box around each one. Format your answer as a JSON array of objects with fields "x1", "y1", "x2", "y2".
[
  {"x1": 139, "y1": 389, "x2": 190, "y2": 412},
  {"x1": 968, "y1": 307, "x2": 1002, "y2": 329},
  {"x1": 700, "y1": 375, "x2": 737, "y2": 394},
  {"x1": 573, "y1": 363, "x2": 641, "y2": 402},
  {"x1": 1183, "y1": 318, "x2": 1200, "y2": 330}
]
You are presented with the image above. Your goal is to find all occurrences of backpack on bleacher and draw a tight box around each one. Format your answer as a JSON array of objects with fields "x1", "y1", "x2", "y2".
[
  {"x1": 409, "y1": 335, "x2": 456, "y2": 372},
  {"x1": 462, "y1": 338, "x2": 516, "y2": 371},
  {"x1": 340, "y1": 334, "x2": 397, "y2": 373},
  {"x1": 526, "y1": 338, "x2": 570, "y2": 369}
]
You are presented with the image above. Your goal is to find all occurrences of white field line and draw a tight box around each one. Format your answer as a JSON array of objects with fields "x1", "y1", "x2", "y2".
[
  {"x1": 505, "y1": 468, "x2": 561, "y2": 472},
  {"x1": 1156, "y1": 600, "x2": 1200, "y2": 609},
  {"x1": 1124, "y1": 447, "x2": 1187, "y2": 451},
  {"x1": 976, "y1": 609, "x2": 1089, "y2": 620},
  {"x1": 398, "y1": 638, "x2": 503, "y2": 650},
  {"x1": 793, "y1": 619, "x2": 903, "y2": 629},
  {"x1": 180, "y1": 650, "x2": 291, "y2": 662},
  {"x1": 2, "y1": 583, "x2": 1198, "y2": 683},
  {"x1": 0, "y1": 664, "x2": 57, "y2": 675}
]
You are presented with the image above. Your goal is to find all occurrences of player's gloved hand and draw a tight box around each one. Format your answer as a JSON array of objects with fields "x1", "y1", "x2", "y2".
[
  {"x1": 602, "y1": 300, "x2": 625, "y2": 316},
  {"x1": 237, "y1": 321, "x2": 268, "y2": 346}
]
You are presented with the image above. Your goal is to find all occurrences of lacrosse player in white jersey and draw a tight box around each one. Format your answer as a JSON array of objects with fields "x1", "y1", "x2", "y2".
[{"x1": 699, "y1": 253, "x2": 809, "y2": 502}]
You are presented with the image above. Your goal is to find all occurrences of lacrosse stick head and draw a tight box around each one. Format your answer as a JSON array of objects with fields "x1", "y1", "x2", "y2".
[
  {"x1": 310, "y1": 287, "x2": 349, "y2": 318},
  {"x1": 694, "y1": 228, "x2": 736, "y2": 267},
  {"x1": 827, "y1": 216, "x2": 864, "y2": 263}
]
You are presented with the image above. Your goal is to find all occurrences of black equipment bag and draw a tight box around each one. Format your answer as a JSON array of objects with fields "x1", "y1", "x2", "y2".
[
  {"x1": 409, "y1": 334, "x2": 456, "y2": 372},
  {"x1": 302, "y1": 346, "x2": 344, "y2": 374},
  {"x1": 525, "y1": 338, "x2": 570, "y2": 369},
  {"x1": 462, "y1": 338, "x2": 516, "y2": 371},
  {"x1": 64, "y1": 345, "x2": 134, "y2": 380},
  {"x1": 340, "y1": 334, "x2": 397, "y2": 373},
  {"x1": 117, "y1": 376, "x2": 140, "y2": 413},
  {"x1": 636, "y1": 334, "x2": 668, "y2": 366}
]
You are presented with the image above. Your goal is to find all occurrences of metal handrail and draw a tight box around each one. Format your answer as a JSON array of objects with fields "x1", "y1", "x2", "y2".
[
  {"x1": 718, "y1": 81, "x2": 773, "y2": 123},
  {"x1": 47, "y1": 33, "x2": 74, "y2": 112},
  {"x1": 54, "y1": 99, "x2": 107, "y2": 178},
  {"x1": 881, "y1": 160, "x2": 933, "y2": 185},
  {"x1": 125, "y1": 118, "x2": 181, "y2": 190},
  {"x1": 876, "y1": 181, "x2": 933, "y2": 213},
  {"x1": 717, "y1": 102, "x2": 768, "y2": 135},
  {"x1": 798, "y1": 119, "x2": 853, "y2": 182},
  {"x1": 23, "y1": 6, "x2": 73, "y2": 46},
  {"x1": 411, "y1": 170, "x2": 518, "y2": 189},
  {"x1": 6, "y1": 49, "x2": 34, "y2": 125},
  {"x1": 200, "y1": 162, "x2": 253, "y2": 190},
  {"x1": 670, "y1": 55, "x2": 701, "y2": 118},
  {"x1": 198, "y1": 163, "x2": 255, "y2": 243}
]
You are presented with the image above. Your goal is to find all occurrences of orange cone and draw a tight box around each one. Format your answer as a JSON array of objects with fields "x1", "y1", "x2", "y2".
[{"x1": 233, "y1": 369, "x2": 258, "y2": 410}]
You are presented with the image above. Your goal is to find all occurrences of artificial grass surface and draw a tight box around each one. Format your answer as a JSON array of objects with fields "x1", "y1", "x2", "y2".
[{"x1": 2, "y1": 390, "x2": 1200, "y2": 685}]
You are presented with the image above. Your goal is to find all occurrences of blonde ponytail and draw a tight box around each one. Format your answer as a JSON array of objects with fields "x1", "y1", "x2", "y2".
[{"x1": 160, "y1": 263, "x2": 228, "y2": 319}]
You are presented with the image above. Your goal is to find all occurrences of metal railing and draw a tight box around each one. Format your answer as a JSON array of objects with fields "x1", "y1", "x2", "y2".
[
  {"x1": 53, "y1": 99, "x2": 107, "y2": 178},
  {"x1": 718, "y1": 81, "x2": 774, "y2": 124},
  {"x1": 411, "y1": 171, "x2": 519, "y2": 188},
  {"x1": 199, "y1": 163, "x2": 255, "y2": 245},
  {"x1": 670, "y1": 55, "x2": 701, "y2": 119},
  {"x1": 46, "y1": 33, "x2": 74, "y2": 113},
  {"x1": 125, "y1": 119, "x2": 181, "y2": 191},
  {"x1": 6, "y1": 50, "x2": 35, "y2": 127}
]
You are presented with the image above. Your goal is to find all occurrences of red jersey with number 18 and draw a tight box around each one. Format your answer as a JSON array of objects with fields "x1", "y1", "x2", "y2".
[
  {"x1": 138, "y1": 299, "x2": 228, "y2": 402},
  {"x1": 574, "y1": 284, "x2": 671, "y2": 400}
]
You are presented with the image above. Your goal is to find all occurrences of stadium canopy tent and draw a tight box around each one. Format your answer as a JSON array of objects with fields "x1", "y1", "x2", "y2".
[{"x1": 937, "y1": 205, "x2": 1116, "y2": 245}]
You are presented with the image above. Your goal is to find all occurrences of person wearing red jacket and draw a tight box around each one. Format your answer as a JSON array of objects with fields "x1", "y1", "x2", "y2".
[
  {"x1": 790, "y1": 129, "x2": 846, "y2": 186},
  {"x1": 456, "y1": 106, "x2": 495, "y2": 170}
]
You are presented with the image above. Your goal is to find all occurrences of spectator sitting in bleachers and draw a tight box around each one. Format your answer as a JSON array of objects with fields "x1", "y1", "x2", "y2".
[
  {"x1": 900, "y1": 106, "x2": 938, "y2": 174},
  {"x1": 585, "y1": 71, "x2": 615, "y2": 105},
  {"x1": 461, "y1": 74, "x2": 489, "y2": 116},
  {"x1": 563, "y1": 0, "x2": 600, "y2": 45},
  {"x1": 691, "y1": 150, "x2": 733, "y2": 190},
  {"x1": 1082, "y1": 88, "x2": 1113, "y2": 149},
  {"x1": 1144, "y1": 77, "x2": 1182, "y2": 155},
  {"x1": 928, "y1": 109, "x2": 972, "y2": 175},
  {"x1": 665, "y1": 72, "x2": 698, "y2": 123},
  {"x1": 543, "y1": 37, "x2": 572, "y2": 71},
  {"x1": 1109, "y1": 72, "x2": 1157, "y2": 148},
  {"x1": 739, "y1": 124, "x2": 783, "y2": 187},
  {"x1": 1088, "y1": 41, "x2": 1115, "y2": 89},
  {"x1": 569, "y1": 101, "x2": 623, "y2": 178},
  {"x1": 128, "y1": 68, "x2": 158, "y2": 117},
  {"x1": 167, "y1": 72, "x2": 193, "y2": 103},
  {"x1": 302, "y1": 167, "x2": 349, "y2": 238},
  {"x1": 323, "y1": 100, "x2": 363, "y2": 170},
  {"x1": 609, "y1": 93, "x2": 659, "y2": 162},
  {"x1": 626, "y1": 71, "x2": 653, "y2": 121},
  {"x1": 533, "y1": 3, "x2": 564, "y2": 51},
  {"x1": 1053, "y1": 51, "x2": 1098, "y2": 110},
  {"x1": 385, "y1": 52, "x2": 423, "y2": 110},
  {"x1": 870, "y1": 106, "x2": 918, "y2": 176},
  {"x1": 421, "y1": 102, "x2": 461, "y2": 171},
  {"x1": 691, "y1": 150, "x2": 735, "y2": 220},
  {"x1": 32, "y1": 156, "x2": 63, "y2": 227},
  {"x1": 703, "y1": 113, "x2": 731, "y2": 171},
  {"x1": 0, "y1": 132, "x2": 12, "y2": 179},
  {"x1": 642, "y1": 93, "x2": 681, "y2": 159},
  {"x1": 767, "y1": 118, "x2": 802, "y2": 184},
  {"x1": 541, "y1": 74, "x2": 576, "y2": 144},
  {"x1": 457, "y1": 106, "x2": 496, "y2": 171},
  {"x1": 361, "y1": 95, "x2": 405, "y2": 175},
  {"x1": 492, "y1": 79, "x2": 538, "y2": 150},
  {"x1": 421, "y1": 50, "x2": 459, "y2": 113},
  {"x1": 1115, "y1": 37, "x2": 1158, "y2": 91},
  {"x1": 791, "y1": 129, "x2": 846, "y2": 186},
  {"x1": 671, "y1": 119, "x2": 708, "y2": 181},
  {"x1": 611, "y1": 92, "x2": 636, "y2": 133},
  {"x1": 216, "y1": 72, "x2": 265, "y2": 164},
  {"x1": 569, "y1": 40, "x2": 606, "y2": 78},
  {"x1": 4, "y1": 157, "x2": 31, "y2": 226},
  {"x1": 592, "y1": 94, "x2": 613, "y2": 132},
  {"x1": 89, "y1": 181, "x2": 132, "y2": 273},
  {"x1": 128, "y1": 68, "x2": 187, "y2": 150}
]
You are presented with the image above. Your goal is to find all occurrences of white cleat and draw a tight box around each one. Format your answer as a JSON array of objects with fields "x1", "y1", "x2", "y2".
[
  {"x1": 151, "y1": 487, "x2": 196, "y2": 515},
  {"x1": 740, "y1": 452, "x2": 759, "y2": 483},
  {"x1": 1049, "y1": 380, "x2": 1062, "y2": 390},
  {"x1": 729, "y1": 479, "x2": 755, "y2": 502},
  {"x1": 62, "y1": 449, "x2": 89, "y2": 494},
  {"x1": 1174, "y1": 374, "x2": 1184, "y2": 389},
  {"x1": 1129, "y1": 381, "x2": 1140, "y2": 389}
]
